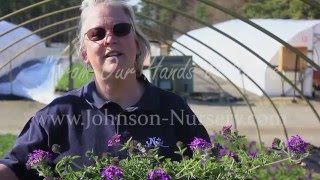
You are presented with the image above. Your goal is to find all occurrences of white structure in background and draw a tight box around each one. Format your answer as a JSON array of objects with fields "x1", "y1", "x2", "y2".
[
  {"x1": 0, "y1": 21, "x2": 48, "y2": 78},
  {"x1": 172, "y1": 19, "x2": 320, "y2": 97},
  {"x1": 0, "y1": 56, "x2": 68, "y2": 104},
  {"x1": 0, "y1": 20, "x2": 68, "y2": 104}
]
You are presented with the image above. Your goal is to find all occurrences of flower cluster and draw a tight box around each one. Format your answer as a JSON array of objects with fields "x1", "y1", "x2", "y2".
[
  {"x1": 228, "y1": 151, "x2": 240, "y2": 163},
  {"x1": 286, "y1": 135, "x2": 307, "y2": 153},
  {"x1": 147, "y1": 169, "x2": 171, "y2": 180},
  {"x1": 101, "y1": 165, "x2": 123, "y2": 180},
  {"x1": 26, "y1": 127, "x2": 317, "y2": 179},
  {"x1": 26, "y1": 149, "x2": 52, "y2": 168},
  {"x1": 222, "y1": 124, "x2": 232, "y2": 136},
  {"x1": 248, "y1": 140, "x2": 258, "y2": 158},
  {"x1": 189, "y1": 137, "x2": 212, "y2": 151},
  {"x1": 108, "y1": 134, "x2": 121, "y2": 147}
]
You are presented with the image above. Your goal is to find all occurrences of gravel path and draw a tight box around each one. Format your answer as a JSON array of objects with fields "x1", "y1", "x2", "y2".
[
  {"x1": 188, "y1": 98, "x2": 320, "y2": 147},
  {"x1": 1, "y1": 98, "x2": 319, "y2": 146}
]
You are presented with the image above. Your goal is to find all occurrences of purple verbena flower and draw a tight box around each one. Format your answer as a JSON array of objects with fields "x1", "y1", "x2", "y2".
[
  {"x1": 272, "y1": 165, "x2": 278, "y2": 172},
  {"x1": 219, "y1": 145, "x2": 228, "y2": 157},
  {"x1": 228, "y1": 151, "x2": 235, "y2": 157},
  {"x1": 108, "y1": 134, "x2": 121, "y2": 147},
  {"x1": 306, "y1": 172, "x2": 312, "y2": 180},
  {"x1": 248, "y1": 140, "x2": 256, "y2": 149},
  {"x1": 222, "y1": 124, "x2": 232, "y2": 136},
  {"x1": 101, "y1": 165, "x2": 123, "y2": 180},
  {"x1": 228, "y1": 151, "x2": 240, "y2": 163},
  {"x1": 284, "y1": 166, "x2": 294, "y2": 172},
  {"x1": 286, "y1": 135, "x2": 307, "y2": 154},
  {"x1": 26, "y1": 150, "x2": 52, "y2": 168},
  {"x1": 148, "y1": 169, "x2": 170, "y2": 180},
  {"x1": 189, "y1": 137, "x2": 212, "y2": 151},
  {"x1": 248, "y1": 151, "x2": 258, "y2": 158}
]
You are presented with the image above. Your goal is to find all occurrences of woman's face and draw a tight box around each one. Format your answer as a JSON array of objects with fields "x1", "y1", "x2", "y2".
[{"x1": 82, "y1": 4, "x2": 138, "y2": 80}]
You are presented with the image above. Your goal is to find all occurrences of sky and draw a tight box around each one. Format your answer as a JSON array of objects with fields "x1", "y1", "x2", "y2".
[{"x1": 128, "y1": 0, "x2": 141, "y2": 6}]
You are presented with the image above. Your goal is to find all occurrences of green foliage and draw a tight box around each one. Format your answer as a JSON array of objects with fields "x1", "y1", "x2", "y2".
[
  {"x1": 55, "y1": 62, "x2": 93, "y2": 92},
  {"x1": 242, "y1": 0, "x2": 320, "y2": 19},
  {"x1": 138, "y1": 0, "x2": 211, "y2": 40},
  {"x1": 195, "y1": 3, "x2": 209, "y2": 22},
  {"x1": 0, "y1": 134, "x2": 16, "y2": 158},
  {"x1": 28, "y1": 127, "x2": 318, "y2": 179},
  {"x1": 254, "y1": 161, "x2": 315, "y2": 179}
]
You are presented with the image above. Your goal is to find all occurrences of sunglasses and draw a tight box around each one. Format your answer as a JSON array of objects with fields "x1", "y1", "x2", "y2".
[{"x1": 85, "y1": 23, "x2": 133, "y2": 41}]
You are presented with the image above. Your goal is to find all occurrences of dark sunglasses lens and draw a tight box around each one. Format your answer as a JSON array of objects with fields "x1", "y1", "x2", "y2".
[
  {"x1": 87, "y1": 27, "x2": 106, "y2": 41},
  {"x1": 113, "y1": 23, "x2": 132, "y2": 37}
]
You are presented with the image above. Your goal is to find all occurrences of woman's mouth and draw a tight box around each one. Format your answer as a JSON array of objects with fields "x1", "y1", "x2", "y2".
[{"x1": 105, "y1": 51, "x2": 123, "y2": 58}]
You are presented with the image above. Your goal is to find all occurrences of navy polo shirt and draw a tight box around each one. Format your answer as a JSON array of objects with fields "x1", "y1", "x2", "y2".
[{"x1": 0, "y1": 75, "x2": 209, "y2": 179}]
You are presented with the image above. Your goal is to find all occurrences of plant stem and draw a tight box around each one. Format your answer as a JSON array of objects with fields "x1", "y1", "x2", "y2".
[
  {"x1": 176, "y1": 163, "x2": 199, "y2": 179},
  {"x1": 249, "y1": 157, "x2": 291, "y2": 171},
  {"x1": 175, "y1": 160, "x2": 196, "y2": 177}
]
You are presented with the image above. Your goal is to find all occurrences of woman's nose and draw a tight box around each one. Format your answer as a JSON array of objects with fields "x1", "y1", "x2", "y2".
[{"x1": 103, "y1": 30, "x2": 116, "y2": 45}]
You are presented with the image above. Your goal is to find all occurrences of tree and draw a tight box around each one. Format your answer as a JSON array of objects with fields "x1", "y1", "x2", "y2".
[
  {"x1": 138, "y1": 0, "x2": 247, "y2": 42},
  {"x1": 138, "y1": 0, "x2": 208, "y2": 41},
  {"x1": 0, "y1": 0, "x2": 80, "y2": 42},
  {"x1": 242, "y1": 0, "x2": 320, "y2": 19}
]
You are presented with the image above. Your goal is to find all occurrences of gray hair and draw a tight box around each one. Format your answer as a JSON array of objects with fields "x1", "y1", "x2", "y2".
[{"x1": 75, "y1": 0, "x2": 150, "y2": 76}]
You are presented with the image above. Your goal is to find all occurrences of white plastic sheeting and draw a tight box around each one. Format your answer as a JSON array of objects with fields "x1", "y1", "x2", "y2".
[
  {"x1": 0, "y1": 56, "x2": 68, "y2": 104},
  {"x1": 172, "y1": 19, "x2": 320, "y2": 96},
  {"x1": 0, "y1": 20, "x2": 48, "y2": 78}
]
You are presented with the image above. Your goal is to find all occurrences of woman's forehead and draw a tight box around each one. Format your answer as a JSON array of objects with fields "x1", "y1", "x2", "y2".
[{"x1": 83, "y1": 5, "x2": 130, "y2": 28}]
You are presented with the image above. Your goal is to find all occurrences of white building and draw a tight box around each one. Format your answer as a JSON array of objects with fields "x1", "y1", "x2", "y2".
[
  {"x1": 0, "y1": 21, "x2": 67, "y2": 104},
  {"x1": 0, "y1": 20, "x2": 48, "y2": 78},
  {"x1": 172, "y1": 19, "x2": 320, "y2": 97}
]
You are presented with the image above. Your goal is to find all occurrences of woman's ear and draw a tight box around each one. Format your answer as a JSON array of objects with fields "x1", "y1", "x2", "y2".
[{"x1": 81, "y1": 50, "x2": 89, "y2": 64}]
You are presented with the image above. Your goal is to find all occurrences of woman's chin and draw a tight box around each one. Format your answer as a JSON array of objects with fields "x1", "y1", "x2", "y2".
[{"x1": 100, "y1": 70, "x2": 117, "y2": 80}]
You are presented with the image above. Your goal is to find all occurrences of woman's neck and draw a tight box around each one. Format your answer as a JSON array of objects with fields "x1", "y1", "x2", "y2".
[{"x1": 94, "y1": 74, "x2": 144, "y2": 109}]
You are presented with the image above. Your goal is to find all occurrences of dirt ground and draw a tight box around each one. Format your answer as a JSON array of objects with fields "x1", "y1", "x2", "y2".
[
  {"x1": 0, "y1": 97, "x2": 320, "y2": 147},
  {"x1": 188, "y1": 98, "x2": 320, "y2": 147}
]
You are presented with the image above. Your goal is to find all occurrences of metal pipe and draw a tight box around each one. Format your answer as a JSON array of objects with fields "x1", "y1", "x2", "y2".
[
  {"x1": 0, "y1": 5, "x2": 80, "y2": 38},
  {"x1": 0, "y1": 26, "x2": 78, "y2": 72},
  {"x1": 198, "y1": 0, "x2": 320, "y2": 71},
  {"x1": 141, "y1": 0, "x2": 320, "y2": 124},
  {"x1": 0, "y1": 0, "x2": 53, "y2": 21},
  {"x1": 137, "y1": 13, "x2": 289, "y2": 140}
]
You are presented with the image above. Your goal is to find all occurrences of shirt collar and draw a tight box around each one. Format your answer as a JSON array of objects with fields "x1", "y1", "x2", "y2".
[{"x1": 83, "y1": 75, "x2": 160, "y2": 111}]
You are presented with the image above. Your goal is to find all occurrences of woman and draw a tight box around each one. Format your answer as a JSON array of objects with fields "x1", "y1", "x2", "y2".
[{"x1": 0, "y1": 0, "x2": 210, "y2": 179}]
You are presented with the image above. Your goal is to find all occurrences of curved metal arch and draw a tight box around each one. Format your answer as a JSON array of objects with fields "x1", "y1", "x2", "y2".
[
  {"x1": 138, "y1": 24, "x2": 263, "y2": 146},
  {"x1": 169, "y1": 46, "x2": 239, "y2": 131},
  {"x1": 197, "y1": 0, "x2": 320, "y2": 71},
  {"x1": 0, "y1": 0, "x2": 53, "y2": 21},
  {"x1": 0, "y1": 26, "x2": 78, "y2": 72},
  {"x1": 0, "y1": 5, "x2": 80, "y2": 38},
  {"x1": 0, "y1": 16, "x2": 80, "y2": 56},
  {"x1": 137, "y1": 14, "x2": 289, "y2": 141},
  {"x1": 141, "y1": 0, "x2": 320, "y2": 123},
  {"x1": 140, "y1": 25, "x2": 238, "y2": 130}
]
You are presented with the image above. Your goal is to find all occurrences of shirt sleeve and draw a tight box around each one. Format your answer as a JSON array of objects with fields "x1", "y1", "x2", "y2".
[{"x1": 0, "y1": 116, "x2": 48, "y2": 179}]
